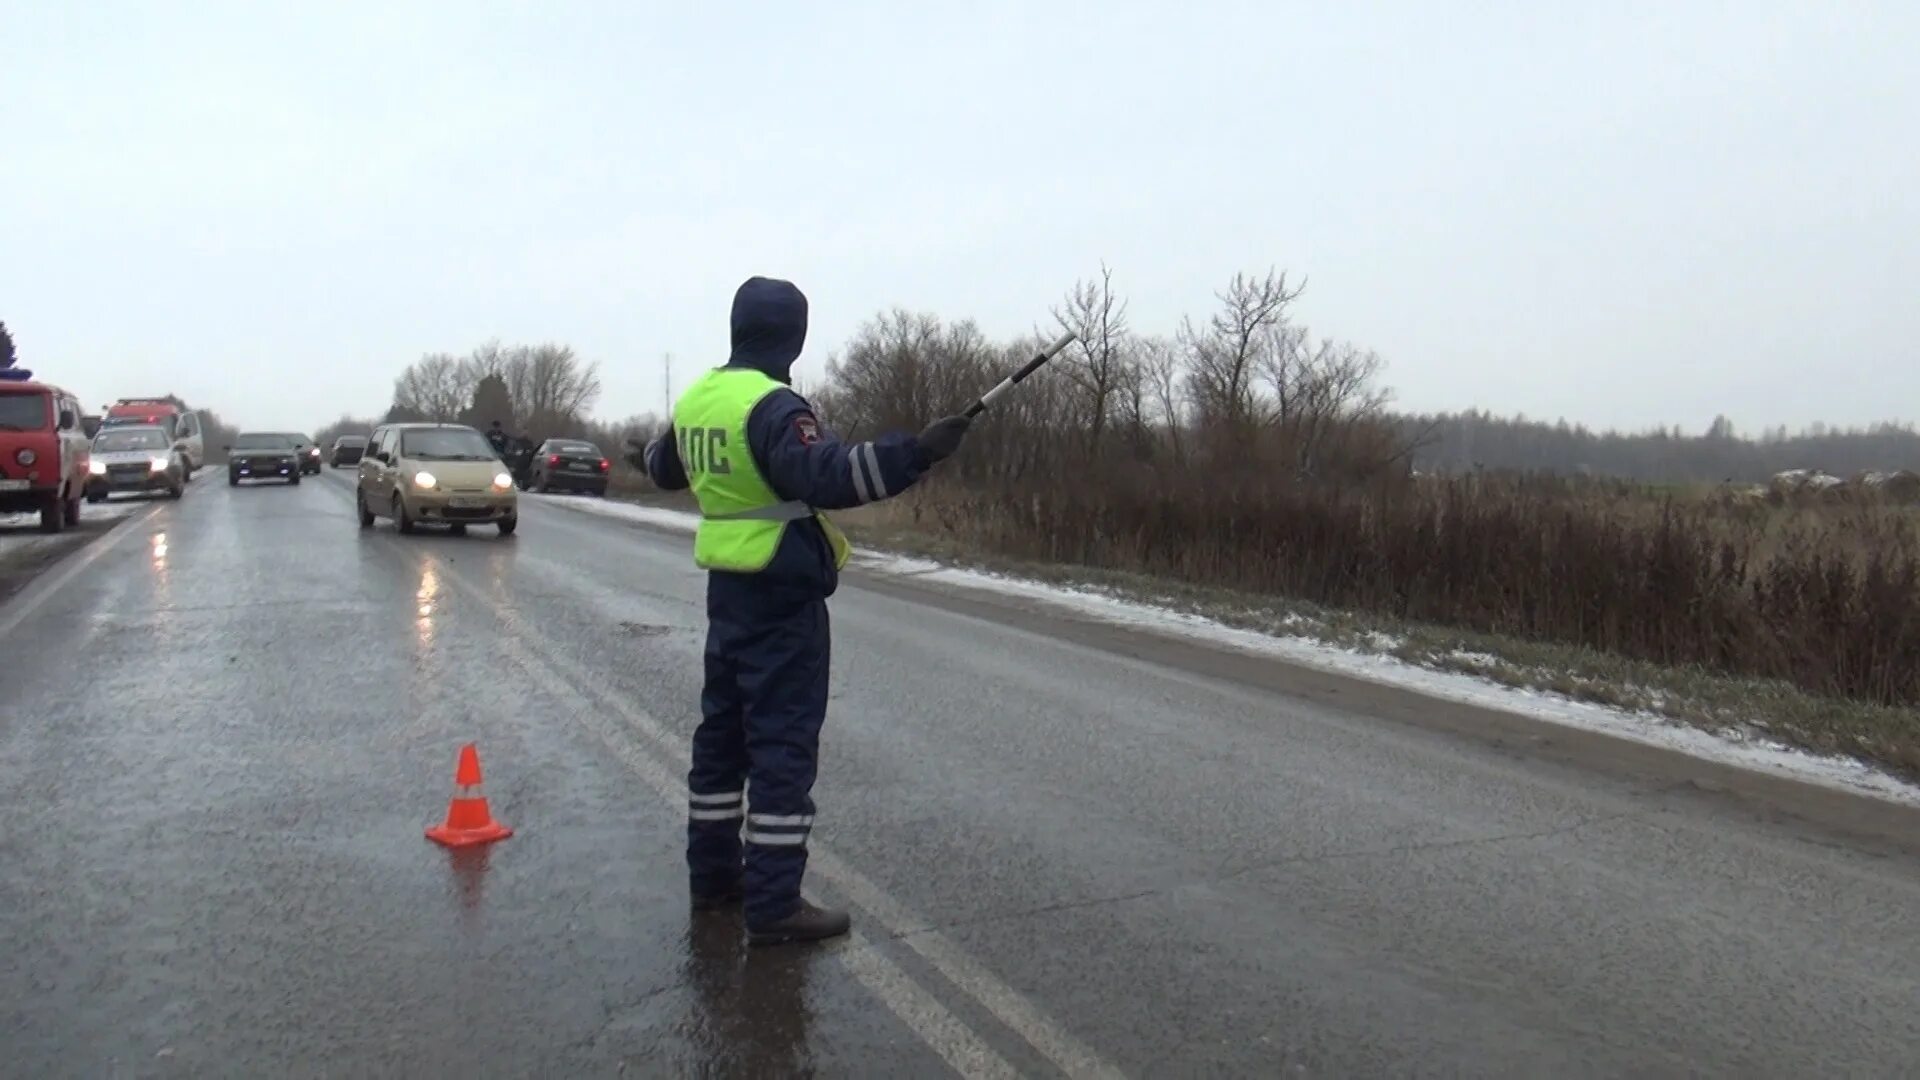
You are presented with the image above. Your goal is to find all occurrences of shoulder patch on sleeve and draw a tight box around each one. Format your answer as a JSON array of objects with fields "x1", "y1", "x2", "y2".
[{"x1": 794, "y1": 415, "x2": 821, "y2": 445}]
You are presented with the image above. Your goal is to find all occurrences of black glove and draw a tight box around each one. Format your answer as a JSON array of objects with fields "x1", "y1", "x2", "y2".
[{"x1": 916, "y1": 415, "x2": 972, "y2": 466}]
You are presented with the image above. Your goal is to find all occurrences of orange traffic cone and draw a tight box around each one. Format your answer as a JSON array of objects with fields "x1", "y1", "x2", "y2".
[{"x1": 426, "y1": 743, "x2": 513, "y2": 847}]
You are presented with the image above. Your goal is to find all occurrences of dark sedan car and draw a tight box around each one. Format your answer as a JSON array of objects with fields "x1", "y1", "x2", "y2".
[
  {"x1": 526, "y1": 438, "x2": 610, "y2": 495},
  {"x1": 330, "y1": 435, "x2": 368, "y2": 468},
  {"x1": 286, "y1": 433, "x2": 323, "y2": 474},
  {"x1": 227, "y1": 432, "x2": 302, "y2": 486}
]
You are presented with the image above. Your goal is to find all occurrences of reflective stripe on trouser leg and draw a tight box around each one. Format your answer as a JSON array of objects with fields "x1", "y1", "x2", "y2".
[
  {"x1": 687, "y1": 616, "x2": 750, "y2": 894},
  {"x1": 745, "y1": 812, "x2": 813, "y2": 845},
  {"x1": 737, "y1": 591, "x2": 831, "y2": 927}
]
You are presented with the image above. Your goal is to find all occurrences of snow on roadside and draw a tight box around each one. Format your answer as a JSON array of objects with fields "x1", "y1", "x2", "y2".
[
  {"x1": 0, "y1": 498, "x2": 146, "y2": 534},
  {"x1": 0, "y1": 500, "x2": 149, "y2": 570},
  {"x1": 540, "y1": 495, "x2": 701, "y2": 533},
  {"x1": 538, "y1": 493, "x2": 1920, "y2": 807}
]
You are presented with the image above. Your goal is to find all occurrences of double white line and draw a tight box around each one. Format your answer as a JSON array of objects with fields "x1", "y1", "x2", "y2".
[{"x1": 424, "y1": 548, "x2": 1125, "y2": 1079}]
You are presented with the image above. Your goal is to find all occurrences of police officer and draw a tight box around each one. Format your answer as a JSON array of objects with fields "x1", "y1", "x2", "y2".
[{"x1": 644, "y1": 276, "x2": 971, "y2": 945}]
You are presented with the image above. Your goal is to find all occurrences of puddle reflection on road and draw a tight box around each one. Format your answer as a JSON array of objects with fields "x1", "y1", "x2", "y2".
[
  {"x1": 443, "y1": 844, "x2": 493, "y2": 921},
  {"x1": 147, "y1": 529, "x2": 176, "y2": 622},
  {"x1": 415, "y1": 560, "x2": 439, "y2": 643},
  {"x1": 670, "y1": 915, "x2": 814, "y2": 1075},
  {"x1": 149, "y1": 530, "x2": 170, "y2": 584}
]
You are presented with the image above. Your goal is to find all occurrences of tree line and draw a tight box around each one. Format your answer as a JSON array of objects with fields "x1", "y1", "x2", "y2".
[
  {"x1": 315, "y1": 339, "x2": 657, "y2": 459},
  {"x1": 306, "y1": 270, "x2": 1914, "y2": 489},
  {"x1": 1402, "y1": 411, "x2": 1920, "y2": 484},
  {"x1": 813, "y1": 264, "x2": 1409, "y2": 492},
  {"x1": 385, "y1": 340, "x2": 603, "y2": 435}
]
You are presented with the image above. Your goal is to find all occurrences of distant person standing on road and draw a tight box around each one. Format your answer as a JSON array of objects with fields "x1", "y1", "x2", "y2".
[
  {"x1": 643, "y1": 275, "x2": 972, "y2": 945},
  {"x1": 485, "y1": 420, "x2": 511, "y2": 457}
]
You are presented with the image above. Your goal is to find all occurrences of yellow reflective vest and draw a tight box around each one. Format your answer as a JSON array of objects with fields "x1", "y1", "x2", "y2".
[{"x1": 673, "y1": 367, "x2": 851, "y2": 573}]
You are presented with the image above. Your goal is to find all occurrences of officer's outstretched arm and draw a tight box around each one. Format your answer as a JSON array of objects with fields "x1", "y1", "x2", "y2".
[
  {"x1": 748, "y1": 391, "x2": 925, "y2": 510},
  {"x1": 643, "y1": 433, "x2": 690, "y2": 492}
]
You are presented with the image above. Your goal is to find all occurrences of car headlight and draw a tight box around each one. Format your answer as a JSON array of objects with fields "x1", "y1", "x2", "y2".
[
  {"x1": 18, "y1": 449, "x2": 38, "y2": 466},
  {"x1": 150, "y1": 456, "x2": 170, "y2": 472},
  {"x1": 88, "y1": 459, "x2": 106, "y2": 475},
  {"x1": 492, "y1": 471, "x2": 513, "y2": 491},
  {"x1": 413, "y1": 470, "x2": 437, "y2": 490}
]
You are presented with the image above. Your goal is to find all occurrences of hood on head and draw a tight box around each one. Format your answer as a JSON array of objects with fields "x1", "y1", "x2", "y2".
[{"x1": 728, "y1": 276, "x2": 808, "y2": 383}]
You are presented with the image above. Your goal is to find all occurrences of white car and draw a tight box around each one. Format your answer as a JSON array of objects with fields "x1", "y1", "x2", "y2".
[{"x1": 86, "y1": 425, "x2": 186, "y2": 501}]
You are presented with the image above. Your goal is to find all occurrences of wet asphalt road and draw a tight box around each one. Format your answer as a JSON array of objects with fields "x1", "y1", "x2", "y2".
[{"x1": 4, "y1": 470, "x2": 1920, "y2": 1078}]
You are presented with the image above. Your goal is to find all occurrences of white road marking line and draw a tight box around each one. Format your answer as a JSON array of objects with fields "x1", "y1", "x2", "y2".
[
  {"x1": 431, "y1": 556, "x2": 1127, "y2": 1080},
  {"x1": 464, "y1": 580, "x2": 1018, "y2": 1080},
  {"x1": 0, "y1": 503, "x2": 165, "y2": 641}
]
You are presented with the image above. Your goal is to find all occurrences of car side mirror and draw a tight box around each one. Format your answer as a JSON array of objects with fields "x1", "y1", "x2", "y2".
[{"x1": 59, "y1": 409, "x2": 76, "y2": 429}]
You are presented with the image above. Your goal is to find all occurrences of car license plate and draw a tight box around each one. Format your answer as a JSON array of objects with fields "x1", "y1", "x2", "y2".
[
  {"x1": 567, "y1": 462, "x2": 590, "y2": 471},
  {"x1": 0, "y1": 479, "x2": 27, "y2": 491},
  {"x1": 448, "y1": 497, "x2": 488, "y2": 508}
]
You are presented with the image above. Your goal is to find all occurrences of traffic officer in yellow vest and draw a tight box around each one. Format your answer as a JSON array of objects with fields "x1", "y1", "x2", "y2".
[{"x1": 643, "y1": 276, "x2": 972, "y2": 945}]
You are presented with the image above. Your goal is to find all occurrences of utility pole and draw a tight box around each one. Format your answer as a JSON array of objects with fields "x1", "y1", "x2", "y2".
[{"x1": 663, "y1": 353, "x2": 673, "y2": 416}]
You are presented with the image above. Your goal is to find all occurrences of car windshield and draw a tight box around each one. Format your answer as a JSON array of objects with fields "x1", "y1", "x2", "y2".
[
  {"x1": 0, "y1": 393, "x2": 48, "y2": 431},
  {"x1": 550, "y1": 441, "x2": 600, "y2": 454},
  {"x1": 401, "y1": 428, "x2": 497, "y2": 461},
  {"x1": 233, "y1": 433, "x2": 293, "y2": 450},
  {"x1": 95, "y1": 429, "x2": 169, "y2": 451}
]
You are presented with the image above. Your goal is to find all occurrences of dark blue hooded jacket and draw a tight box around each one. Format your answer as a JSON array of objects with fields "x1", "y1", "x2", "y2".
[{"x1": 647, "y1": 276, "x2": 929, "y2": 597}]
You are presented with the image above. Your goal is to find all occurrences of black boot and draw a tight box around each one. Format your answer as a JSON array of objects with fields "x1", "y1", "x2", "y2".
[
  {"x1": 748, "y1": 901, "x2": 851, "y2": 946},
  {"x1": 690, "y1": 879, "x2": 744, "y2": 912}
]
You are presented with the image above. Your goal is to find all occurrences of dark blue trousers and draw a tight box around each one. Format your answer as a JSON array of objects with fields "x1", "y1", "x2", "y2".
[{"x1": 686, "y1": 574, "x2": 830, "y2": 926}]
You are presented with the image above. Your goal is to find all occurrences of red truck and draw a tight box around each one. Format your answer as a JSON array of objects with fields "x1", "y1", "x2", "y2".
[{"x1": 0, "y1": 376, "x2": 93, "y2": 532}]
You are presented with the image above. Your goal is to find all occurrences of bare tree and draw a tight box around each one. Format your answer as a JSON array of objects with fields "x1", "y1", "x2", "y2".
[
  {"x1": 507, "y1": 343, "x2": 602, "y2": 435},
  {"x1": 1260, "y1": 328, "x2": 1397, "y2": 476},
  {"x1": 1138, "y1": 334, "x2": 1185, "y2": 465},
  {"x1": 821, "y1": 309, "x2": 992, "y2": 437},
  {"x1": 1301, "y1": 340, "x2": 1391, "y2": 477},
  {"x1": 390, "y1": 352, "x2": 470, "y2": 421},
  {"x1": 463, "y1": 339, "x2": 512, "y2": 381},
  {"x1": 1112, "y1": 349, "x2": 1153, "y2": 458},
  {"x1": 1184, "y1": 269, "x2": 1303, "y2": 432},
  {"x1": 1050, "y1": 263, "x2": 1132, "y2": 451}
]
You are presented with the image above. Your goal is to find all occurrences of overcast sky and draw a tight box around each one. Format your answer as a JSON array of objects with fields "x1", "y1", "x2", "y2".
[{"x1": 4, "y1": 1, "x2": 1915, "y2": 435}]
